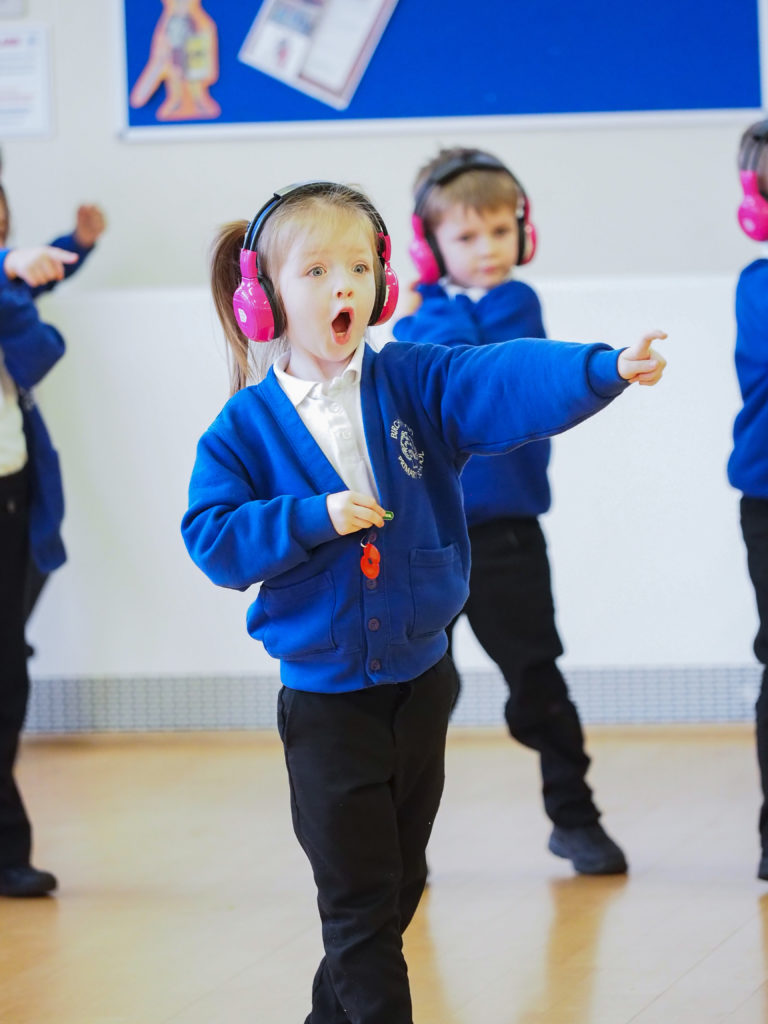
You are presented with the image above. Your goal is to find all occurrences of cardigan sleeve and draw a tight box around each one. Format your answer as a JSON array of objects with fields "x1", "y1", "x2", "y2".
[
  {"x1": 409, "y1": 337, "x2": 628, "y2": 457},
  {"x1": 181, "y1": 426, "x2": 339, "y2": 590},
  {"x1": 0, "y1": 283, "x2": 66, "y2": 389}
]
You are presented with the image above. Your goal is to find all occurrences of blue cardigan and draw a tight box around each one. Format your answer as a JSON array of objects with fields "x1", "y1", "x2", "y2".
[
  {"x1": 0, "y1": 232, "x2": 94, "y2": 572},
  {"x1": 728, "y1": 259, "x2": 768, "y2": 499},
  {"x1": 182, "y1": 338, "x2": 628, "y2": 693},
  {"x1": 393, "y1": 280, "x2": 552, "y2": 524}
]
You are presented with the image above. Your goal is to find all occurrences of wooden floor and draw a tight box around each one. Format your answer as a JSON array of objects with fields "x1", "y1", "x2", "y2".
[{"x1": 1, "y1": 726, "x2": 766, "y2": 1024}]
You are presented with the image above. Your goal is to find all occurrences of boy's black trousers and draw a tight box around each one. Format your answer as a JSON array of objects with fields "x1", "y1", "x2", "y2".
[
  {"x1": 0, "y1": 467, "x2": 33, "y2": 869},
  {"x1": 740, "y1": 496, "x2": 768, "y2": 853},
  {"x1": 446, "y1": 516, "x2": 599, "y2": 828},
  {"x1": 278, "y1": 655, "x2": 457, "y2": 1024}
]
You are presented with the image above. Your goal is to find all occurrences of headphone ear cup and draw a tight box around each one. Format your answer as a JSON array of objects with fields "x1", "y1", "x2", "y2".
[
  {"x1": 408, "y1": 214, "x2": 442, "y2": 284},
  {"x1": 516, "y1": 196, "x2": 537, "y2": 265},
  {"x1": 518, "y1": 221, "x2": 537, "y2": 265},
  {"x1": 373, "y1": 262, "x2": 400, "y2": 325},
  {"x1": 738, "y1": 170, "x2": 768, "y2": 241},
  {"x1": 232, "y1": 250, "x2": 277, "y2": 342}
]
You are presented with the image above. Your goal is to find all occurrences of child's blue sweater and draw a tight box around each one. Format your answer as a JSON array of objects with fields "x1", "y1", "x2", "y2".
[
  {"x1": 0, "y1": 233, "x2": 94, "y2": 572},
  {"x1": 182, "y1": 339, "x2": 628, "y2": 694},
  {"x1": 728, "y1": 259, "x2": 768, "y2": 499},
  {"x1": 393, "y1": 280, "x2": 551, "y2": 524}
]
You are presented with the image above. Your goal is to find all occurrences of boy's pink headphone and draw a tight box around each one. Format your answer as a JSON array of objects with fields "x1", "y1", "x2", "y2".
[
  {"x1": 409, "y1": 151, "x2": 537, "y2": 285},
  {"x1": 233, "y1": 181, "x2": 399, "y2": 342},
  {"x1": 738, "y1": 120, "x2": 768, "y2": 241}
]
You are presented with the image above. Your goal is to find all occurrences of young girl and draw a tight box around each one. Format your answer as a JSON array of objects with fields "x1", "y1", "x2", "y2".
[{"x1": 181, "y1": 180, "x2": 665, "y2": 1024}]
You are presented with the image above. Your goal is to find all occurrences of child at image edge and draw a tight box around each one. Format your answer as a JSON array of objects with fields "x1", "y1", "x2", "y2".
[
  {"x1": 181, "y1": 180, "x2": 666, "y2": 1024},
  {"x1": 394, "y1": 147, "x2": 627, "y2": 875},
  {"x1": 730, "y1": 119, "x2": 768, "y2": 881}
]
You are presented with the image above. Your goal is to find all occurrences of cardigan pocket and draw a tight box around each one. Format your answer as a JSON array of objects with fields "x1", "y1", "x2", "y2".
[
  {"x1": 408, "y1": 543, "x2": 467, "y2": 638},
  {"x1": 256, "y1": 572, "x2": 337, "y2": 660}
]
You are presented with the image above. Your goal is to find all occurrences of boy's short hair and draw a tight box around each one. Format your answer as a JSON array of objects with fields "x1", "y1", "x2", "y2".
[{"x1": 413, "y1": 147, "x2": 522, "y2": 233}]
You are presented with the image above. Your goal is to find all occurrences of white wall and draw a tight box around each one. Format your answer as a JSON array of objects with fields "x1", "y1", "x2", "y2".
[
  {"x1": 1, "y1": 0, "x2": 760, "y2": 679},
  {"x1": 26, "y1": 275, "x2": 756, "y2": 679}
]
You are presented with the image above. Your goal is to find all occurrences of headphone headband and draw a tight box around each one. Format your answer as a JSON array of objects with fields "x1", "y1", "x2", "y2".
[{"x1": 243, "y1": 180, "x2": 391, "y2": 254}]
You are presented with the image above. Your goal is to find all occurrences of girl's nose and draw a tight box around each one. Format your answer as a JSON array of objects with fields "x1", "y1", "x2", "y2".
[{"x1": 335, "y1": 275, "x2": 354, "y2": 297}]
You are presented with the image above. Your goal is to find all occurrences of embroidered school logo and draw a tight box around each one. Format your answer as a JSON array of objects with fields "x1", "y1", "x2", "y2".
[{"x1": 389, "y1": 419, "x2": 424, "y2": 479}]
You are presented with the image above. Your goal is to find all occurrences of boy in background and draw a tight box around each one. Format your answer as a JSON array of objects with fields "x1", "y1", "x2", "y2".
[{"x1": 394, "y1": 147, "x2": 628, "y2": 875}]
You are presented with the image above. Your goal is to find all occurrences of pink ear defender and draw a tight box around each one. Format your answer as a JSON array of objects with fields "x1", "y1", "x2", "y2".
[
  {"x1": 232, "y1": 249, "x2": 276, "y2": 342},
  {"x1": 408, "y1": 213, "x2": 442, "y2": 285},
  {"x1": 374, "y1": 231, "x2": 399, "y2": 324},
  {"x1": 410, "y1": 151, "x2": 537, "y2": 283},
  {"x1": 232, "y1": 182, "x2": 399, "y2": 341},
  {"x1": 738, "y1": 170, "x2": 768, "y2": 241}
]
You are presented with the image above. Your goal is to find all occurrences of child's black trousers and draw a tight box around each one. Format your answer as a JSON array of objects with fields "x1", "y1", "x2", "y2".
[{"x1": 277, "y1": 654, "x2": 458, "y2": 1024}]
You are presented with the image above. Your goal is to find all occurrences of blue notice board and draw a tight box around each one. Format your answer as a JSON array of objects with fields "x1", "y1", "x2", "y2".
[{"x1": 121, "y1": 1, "x2": 763, "y2": 134}]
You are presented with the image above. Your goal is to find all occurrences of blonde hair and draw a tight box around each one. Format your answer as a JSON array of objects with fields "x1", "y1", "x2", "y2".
[
  {"x1": 210, "y1": 184, "x2": 384, "y2": 395},
  {"x1": 414, "y1": 147, "x2": 522, "y2": 234}
]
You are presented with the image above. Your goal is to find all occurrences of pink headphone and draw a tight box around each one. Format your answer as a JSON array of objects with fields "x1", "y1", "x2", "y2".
[
  {"x1": 233, "y1": 181, "x2": 400, "y2": 342},
  {"x1": 738, "y1": 121, "x2": 768, "y2": 241},
  {"x1": 409, "y1": 151, "x2": 537, "y2": 285}
]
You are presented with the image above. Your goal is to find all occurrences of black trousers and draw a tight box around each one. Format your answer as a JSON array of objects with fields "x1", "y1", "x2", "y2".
[
  {"x1": 740, "y1": 497, "x2": 768, "y2": 853},
  {"x1": 446, "y1": 517, "x2": 598, "y2": 828},
  {"x1": 277, "y1": 655, "x2": 458, "y2": 1024},
  {"x1": 0, "y1": 467, "x2": 32, "y2": 869}
]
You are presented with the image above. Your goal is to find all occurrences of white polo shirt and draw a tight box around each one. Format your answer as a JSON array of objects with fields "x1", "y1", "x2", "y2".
[
  {"x1": 273, "y1": 340, "x2": 379, "y2": 500},
  {"x1": 0, "y1": 351, "x2": 26, "y2": 477}
]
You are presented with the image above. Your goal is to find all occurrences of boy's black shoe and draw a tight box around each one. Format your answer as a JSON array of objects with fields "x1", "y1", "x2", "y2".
[
  {"x1": 758, "y1": 854, "x2": 768, "y2": 881},
  {"x1": 548, "y1": 823, "x2": 628, "y2": 875},
  {"x1": 0, "y1": 865, "x2": 57, "y2": 897}
]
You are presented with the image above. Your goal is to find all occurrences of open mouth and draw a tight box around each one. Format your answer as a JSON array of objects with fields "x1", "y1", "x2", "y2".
[{"x1": 332, "y1": 309, "x2": 352, "y2": 339}]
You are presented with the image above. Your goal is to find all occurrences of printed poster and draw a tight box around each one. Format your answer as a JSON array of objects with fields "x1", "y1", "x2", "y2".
[
  {"x1": 0, "y1": 23, "x2": 50, "y2": 137},
  {"x1": 239, "y1": 0, "x2": 398, "y2": 110}
]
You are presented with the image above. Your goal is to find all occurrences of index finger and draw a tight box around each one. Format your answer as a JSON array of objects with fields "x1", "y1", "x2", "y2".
[{"x1": 48, "y1": 247, "x2": 79, "y2": 264}]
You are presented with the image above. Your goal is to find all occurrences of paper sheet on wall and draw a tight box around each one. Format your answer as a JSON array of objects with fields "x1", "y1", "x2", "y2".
[
  {"x1": 239, "y1": 0, "x2": 398, "y2": 110},
  {"x1": 0, "y1": 23, "x2": 50, "y2": 136}
]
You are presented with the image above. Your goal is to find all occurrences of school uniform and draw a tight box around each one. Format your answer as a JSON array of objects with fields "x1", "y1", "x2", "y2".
[
  {"x1": 728, "y1": 258, "x2": 768, "y2": 867},
  {"x1": 182, "y1": 336, "x2": 627, "y2": 1024},
  {"x1": 394, "y1": 280, "x2": 600, "y2": 830},
  {"x1": 0, "y1": 234, "x2": 92, "y2": 890},
  {"x1": 0, "y1": 268, "x2": 65, "y2": 874}
]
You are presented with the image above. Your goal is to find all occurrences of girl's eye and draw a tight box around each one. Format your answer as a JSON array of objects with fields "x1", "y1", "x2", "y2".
[
  {"x1": 308, "y1": 266, "x2": 325, "y2": 277},
  {"x1": 494, "y1": 226, "x2": 512, "y2": 237},
  {"x1": 353, "y1": 263, "x2": 369, "y2": 274}
]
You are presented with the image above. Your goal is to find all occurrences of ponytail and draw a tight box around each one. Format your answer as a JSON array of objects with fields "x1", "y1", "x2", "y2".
[
  {"x1": 211, "y1": 221, "x2": 251, "y2": 395},
  {"x1": 210, "y1": 221, "x2": 287, "y2": 394}
]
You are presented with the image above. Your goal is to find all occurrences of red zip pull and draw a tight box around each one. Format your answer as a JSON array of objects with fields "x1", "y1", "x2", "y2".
[
  {"x1": 360, "y1": 542, "x2": 381, "y2": 579},
  {"x1": 360, "y1": 531, "x2": 381, "y2": 579}
]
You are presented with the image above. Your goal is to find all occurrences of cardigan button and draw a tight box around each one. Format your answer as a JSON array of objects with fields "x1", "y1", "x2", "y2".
[
  {"x1": 365, "y1": 578, "x2": 378, "y2": 591},
  {"x1": 369, "y1": 659, "x2": 382, "y2": 672},
  {"x1": 367, "y1": 618, "x2": 380, "y2": 631}
]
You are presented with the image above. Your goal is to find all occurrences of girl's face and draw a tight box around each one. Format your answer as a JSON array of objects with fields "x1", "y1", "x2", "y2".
[
  {"x1": 433, "y1": 203, "x2": 519, "y2": 289},
  {"x1": 276, "y1": 210, "x2": 378, "y2": 380}
]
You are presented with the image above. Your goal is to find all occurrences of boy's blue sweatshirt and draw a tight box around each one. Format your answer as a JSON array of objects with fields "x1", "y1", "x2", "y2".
[
  {"x1": 393, "y1": 280, "x2": 551, "y2": 524},
  {"x1": 728, "y1": 259, "x2": 768, "y2": 499},
  {"x1": 182, "y1": 339, "x2": 628, "y2": 694},
  {"x1": 0, "y1": 232, "x2": 93, "y2": 572}
]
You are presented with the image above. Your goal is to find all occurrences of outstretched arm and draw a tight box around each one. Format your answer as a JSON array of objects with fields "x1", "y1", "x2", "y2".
[{"x1": 2, "y1": 245, "x2": 79, "y2": 289}]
